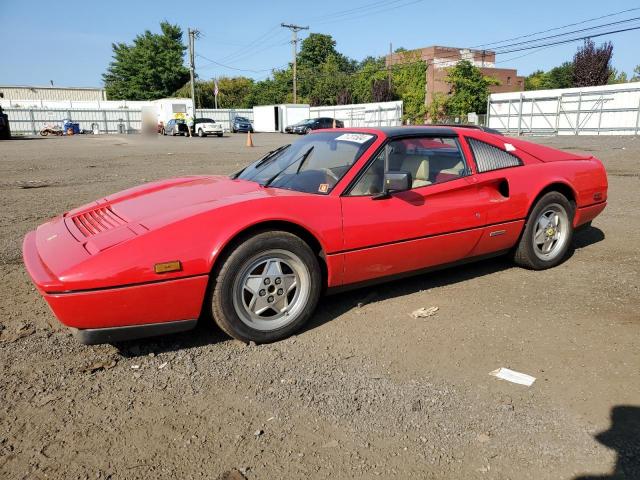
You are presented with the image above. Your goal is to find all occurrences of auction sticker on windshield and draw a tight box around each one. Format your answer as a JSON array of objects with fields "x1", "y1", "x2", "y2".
[{"x1": 335, "y1": 133, "x2": 374, "y2": 144}]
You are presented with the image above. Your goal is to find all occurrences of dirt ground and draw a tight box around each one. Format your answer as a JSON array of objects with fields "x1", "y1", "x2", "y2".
[{"x1": 0, "y1": 132, "x2": 638, "y2": 480}]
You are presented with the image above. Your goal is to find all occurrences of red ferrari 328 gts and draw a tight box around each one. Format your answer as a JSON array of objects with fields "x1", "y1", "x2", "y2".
[{"x1": 23, "y1": 126, "x2": 607, "y2": 344}]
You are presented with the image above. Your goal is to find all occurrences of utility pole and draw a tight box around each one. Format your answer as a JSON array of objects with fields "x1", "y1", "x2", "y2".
[
  {"x1": 281, "y1": 23, "x2": 308, "y2": 104},
  {"x1": 188, "y1": 28, "x2": 200, "y2": 120},
  {"x1": 388, "y1": 42, "x2": 393, "y2": 91}
]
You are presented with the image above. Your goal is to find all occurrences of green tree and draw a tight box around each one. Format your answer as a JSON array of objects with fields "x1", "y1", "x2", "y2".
[
  {"x1": 428, "y1": 92, "x2": 447, "y2": 123},
  {"x1": 246, "y1": 69, "x2": 292, "y2": 106},
  {"x1": 217, "y1": 76, "x2": 255, "y2": 108},
  {"x1": 103, "y1": 22, "x2": 189, "y2": 100},
  {"x1": 524, "y1": 62, "x2": 574, "y2": 90},
  {"x1": 444, "y1": 60, "x2": 498, "y2": 117},
  {"x1": 351, "y1": 56, "x2": 388, "y2": 103},
  {"x1": 546, "y1": 62, "x2": 574, "y2": 89},
  {"x1": 608, "y1": 68, "x2": 628, "y2": 84},
  {"x1": 631, "y1": 65, "x2": 640, "y2": 82},
  {"x1": 306, "y1": 55, "x2": 353, "y2": 106},
  {"x1": 298, "y1": 33, "x2": 353, "y2": 71},
  {"x1": 391, "y1": 51, "x2": 426, "y2": 123},
  {"x1": 524, "y1": 70, "x2": 547, "y2": 90}
]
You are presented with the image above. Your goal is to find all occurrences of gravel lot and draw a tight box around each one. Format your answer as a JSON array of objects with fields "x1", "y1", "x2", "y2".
[{"x1": 0, "y1": 132, "x2": 638, "y2": 479}]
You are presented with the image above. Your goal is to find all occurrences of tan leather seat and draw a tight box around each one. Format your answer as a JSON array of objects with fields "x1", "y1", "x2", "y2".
[{"x1": 400, "y1": 156, "x2": 431, "y2": 188}]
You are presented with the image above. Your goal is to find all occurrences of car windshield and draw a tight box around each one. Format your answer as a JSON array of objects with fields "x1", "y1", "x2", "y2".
[
  {"x1": 236, "y1": 131, "x2": 376, "y2": 194},
  {"x1": 235, "y1": 117, "x2": 249, "y2": 122},
  {"x1": 196, "y1": 118, "x2": 214, "y2": 123}
]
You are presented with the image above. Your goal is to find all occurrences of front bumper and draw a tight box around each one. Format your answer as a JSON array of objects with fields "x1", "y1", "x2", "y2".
[{"x1": 22, "y1": 231, "x2": 208, "y2": 342}]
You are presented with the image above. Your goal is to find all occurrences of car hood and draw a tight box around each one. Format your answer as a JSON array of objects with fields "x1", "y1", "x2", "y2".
[
  {"x1": 93, "y1": 176, "x2": 282, "y2": 228},
  {"x1": 32, "y1": 176, "x2": 308, "y2": 288}
]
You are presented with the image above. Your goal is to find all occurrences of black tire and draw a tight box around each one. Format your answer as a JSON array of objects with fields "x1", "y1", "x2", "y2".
[
  {"x1": 40, "y1": 130, "x2": 49, "y2": 136},
  {"x1": 513, "y1": 191, "x2": 574, "y2": 270},
  {"x1": 210, "y1": 231, "x2": 321, "y2": 343},
  {"x1": 217, "y1": 132, "x2": 223, "y2": 137}
]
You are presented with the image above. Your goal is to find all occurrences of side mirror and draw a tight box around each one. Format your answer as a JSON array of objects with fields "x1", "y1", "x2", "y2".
[{"x1": 373, "y1": 171, "x2": 412, "y2": 199}]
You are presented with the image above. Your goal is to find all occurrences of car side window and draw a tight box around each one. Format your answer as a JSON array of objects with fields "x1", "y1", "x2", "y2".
[
  {"x1": 466, "y1": 138, "x2": 523, "y2": 173},
  {"x1": 348, "y1": 136, "x2": 469, "y2": 196}
]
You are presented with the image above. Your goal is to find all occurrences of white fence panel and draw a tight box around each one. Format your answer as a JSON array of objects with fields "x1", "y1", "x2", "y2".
[
  {"x1": 4, "y1": 101, "x2": 401, "y2": 135},
  {"x1": 309, "y1": 101, "x2": 403, "y2": 128},
  {"x1": 488, "y1": 82, "x2": 640, "y2": 135}
]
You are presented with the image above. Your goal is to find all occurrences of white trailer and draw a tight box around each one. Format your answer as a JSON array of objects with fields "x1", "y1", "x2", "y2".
[
  {"x1": 253, "y1": 104, "x2": 310, "y2": 132},
  {"x1": 152, "y1": 98, "x2": 194, "y2": 128}
]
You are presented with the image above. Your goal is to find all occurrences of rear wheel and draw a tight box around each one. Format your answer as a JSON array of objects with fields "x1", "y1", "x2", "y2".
[
  {"x1": 514, "y1": 191, "x2": 574, "y2": 270},
  {"x1": 210, "y1": 231, "x2": 321, "y2": 343},
  {"x1": 198, "y1": 128, "x2": 205, "y2": 137}
]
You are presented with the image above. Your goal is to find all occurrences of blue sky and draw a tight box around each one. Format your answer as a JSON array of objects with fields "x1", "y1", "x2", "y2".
[{"x1": 1, "y1": 0, "x2": 639, "y2": 87}]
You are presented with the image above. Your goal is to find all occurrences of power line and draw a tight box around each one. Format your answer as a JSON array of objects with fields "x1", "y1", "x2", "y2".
[
  {"x1": 307, "y1": 0, "x2": 415, "y2": 22},
  {"x1": 483, "y1": 16, "x2": 640, "y2": 52},
  {"x1": 494, "y1": 24, "x2": 640, "y2": 55},
  {"x1": 313, "y1": 0, "x2": 425, "y2": 25},
  {"x1": 305, "y1": 0, "x2": 400, "y2": 21},
  {"x1": 215, "y1": 25, "x2": 283, "y2": 63},
  {"x1": 472, "y1": 6, "x2": 640, "y2": 48},
  {"x1": 196, "y1": 53, "x2": 284, "y2": 73}
]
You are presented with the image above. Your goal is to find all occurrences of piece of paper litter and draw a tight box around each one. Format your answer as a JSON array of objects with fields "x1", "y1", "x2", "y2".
[{"x1": 489, "y1": 367, "x2": 536, "y2": 387}]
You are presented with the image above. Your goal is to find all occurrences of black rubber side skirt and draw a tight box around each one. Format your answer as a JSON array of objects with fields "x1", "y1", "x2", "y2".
[{"x1": 73, "y1": 319, "x2": 198, "y2": 345}]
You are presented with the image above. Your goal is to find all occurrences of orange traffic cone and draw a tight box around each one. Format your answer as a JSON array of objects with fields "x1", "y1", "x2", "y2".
[{"x1": 246, "y1": 130, "x2": 254, "y2": 147}]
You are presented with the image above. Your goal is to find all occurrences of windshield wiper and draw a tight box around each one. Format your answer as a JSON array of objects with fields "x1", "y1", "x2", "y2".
[
  {"x1": 255, "y1": 144, "x2": 291, "y2": 168},
  {"x1": 230, "y1": 144, "x2": 290, "y2": 179},
  {"x1": 262, "y1": 146, "x2": 314, "y2": 188}
]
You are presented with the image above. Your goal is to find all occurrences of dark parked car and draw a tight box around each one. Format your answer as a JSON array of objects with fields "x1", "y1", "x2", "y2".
[
  {"x1": 0, "y1": 107, "x2": 10, "y2": 140},
  {"x1": 232, "y1": 116, "x2": 254, "y2": 133},
  {"x1": 285, "y1": 117, "x2": 343, "y2": 134},
  {"x1": 162, "y1": 119, "x2": 189, "y2": 136}
]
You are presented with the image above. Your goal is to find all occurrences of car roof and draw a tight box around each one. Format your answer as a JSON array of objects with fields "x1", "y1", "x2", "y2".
[
  {"x1": 319, "y1": 126, "x2": 455, "y2": 137},
  {"x1": 325, "y1": 125, "x2": 502, "y2": 138}
]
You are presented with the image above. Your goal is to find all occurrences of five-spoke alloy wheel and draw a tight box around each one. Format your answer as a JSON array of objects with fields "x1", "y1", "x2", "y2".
[
  {"x1": 514, "y1": 191, "x2": 574, "y2": 270},
  {"x1": 210, "y1": 231, "x2": 321, "y2": 343}
]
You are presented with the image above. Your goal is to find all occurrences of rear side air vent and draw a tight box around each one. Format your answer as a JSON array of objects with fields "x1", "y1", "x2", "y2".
[
  {"x1": 72, "y1": 206, "x2": 126, "y2": 237},
  {"x1": 467, "y1": 138, "x2": 523, "y2": 173}
]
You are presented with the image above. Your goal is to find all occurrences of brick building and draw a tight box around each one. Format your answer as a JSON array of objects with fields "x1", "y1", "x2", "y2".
[{"x1": 386, "y1": 46, "x2": 525, "y2": 119}]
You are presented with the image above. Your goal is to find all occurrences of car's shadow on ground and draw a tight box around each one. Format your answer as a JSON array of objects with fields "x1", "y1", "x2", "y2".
[{"x1": 116, "y1": 226, "x2": 605, "y2": 358}]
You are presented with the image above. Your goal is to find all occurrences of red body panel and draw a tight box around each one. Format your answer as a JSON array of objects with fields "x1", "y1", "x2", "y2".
[{"x1": 22, "y1": 127, "x2": 608, "y2": 333}]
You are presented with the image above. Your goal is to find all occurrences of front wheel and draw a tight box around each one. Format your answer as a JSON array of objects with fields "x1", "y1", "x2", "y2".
[
  {"x1": 210, "y1": 231, "x2": 321, "y2": 343},
  {"x1": 513, "y1": 191, "x2": 574, "y2": 270},
  {"x1": 198, "y1": 129, "x2": 205, "y2": 137}
]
